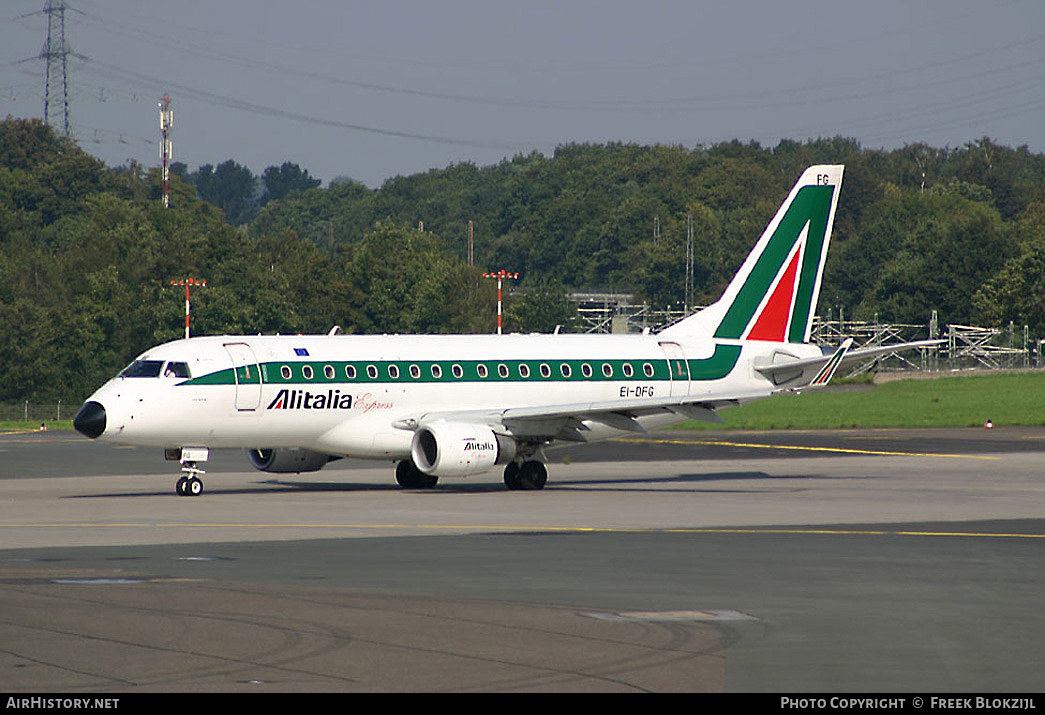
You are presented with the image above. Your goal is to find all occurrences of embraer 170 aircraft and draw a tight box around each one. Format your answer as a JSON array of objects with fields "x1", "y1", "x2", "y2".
[{"x1": 73, "y1": 165, "x2": 925, "y2": 496}]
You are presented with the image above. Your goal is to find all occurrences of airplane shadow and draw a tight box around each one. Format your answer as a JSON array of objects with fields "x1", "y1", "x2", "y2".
[
  {"x1": 65, "y1": 470, "x2": 845, "y2": 498},
  {"x1": 65, "y1": 479, "x2": 402, "y2": 499},
  {"x1": 545, "y1": 471, "x2": 834, "y2": 494}
]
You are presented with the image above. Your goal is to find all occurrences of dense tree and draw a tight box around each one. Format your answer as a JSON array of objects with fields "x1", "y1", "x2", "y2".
[
  {"x1": 345, "y1": 221, "x2": 481, "y2": 334},
  {"x1": 192, "y1": 160, "x2": 259, "y2": 226},
  {"x1": 261, "y1": 162, "x2": 321, "y2": 204},
  {"x1": 5, "y1": 116, "x2": 1045, "y2": 405},
  {"x1": 504, "y1": 279, "x2": 578, "y2": 333},
  {"x1": 973, "y1": 204, "x2": 1045, "y2": 334}
]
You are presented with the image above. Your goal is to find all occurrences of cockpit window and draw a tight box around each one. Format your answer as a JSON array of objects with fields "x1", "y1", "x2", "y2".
[
  {"x1": 119, "y1": 360, "x2": 164, "y2": 378},
  {"x1": 164, "y1": 362, "x2": 191, "y2": 378}
]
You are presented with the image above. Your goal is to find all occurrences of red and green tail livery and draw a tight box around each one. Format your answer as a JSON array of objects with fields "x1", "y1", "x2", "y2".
[{"x1": 662, "y1": 166, "x2": 843, "y2": 345}]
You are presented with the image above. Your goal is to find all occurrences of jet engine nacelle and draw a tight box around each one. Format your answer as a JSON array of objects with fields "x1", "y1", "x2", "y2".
[
  {"x1": 410, "y1": 422, "x2": 517, "y2": 477},
  {"x1": 247, "y1": 447, "x2": 335, "y2": 473}
]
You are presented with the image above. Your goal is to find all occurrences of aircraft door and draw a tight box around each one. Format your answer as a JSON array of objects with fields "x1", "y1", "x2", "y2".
[
  {"x1": 223, "y1": 342, "x2": 262, "y2": 411},
  {"x1": 659, "y1": 341, "x2": 690, "y2": 398}
]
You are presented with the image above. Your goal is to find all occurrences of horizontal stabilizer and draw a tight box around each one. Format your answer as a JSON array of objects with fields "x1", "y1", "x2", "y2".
[{"x1": 756, "y1": 339, "x2": 943, "y2": 387}]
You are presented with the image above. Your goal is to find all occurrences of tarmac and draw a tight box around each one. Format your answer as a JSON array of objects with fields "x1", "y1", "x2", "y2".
[{"x1": 1, "y1": 427, "x2": 1043, "y2": 692}]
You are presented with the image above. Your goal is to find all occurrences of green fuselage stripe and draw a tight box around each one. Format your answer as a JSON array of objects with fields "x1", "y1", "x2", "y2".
[{"x1": 182, "y1": 344, "x2": 743, "y2": 387}]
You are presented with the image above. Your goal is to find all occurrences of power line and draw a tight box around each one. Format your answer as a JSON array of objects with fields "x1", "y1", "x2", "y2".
[{"x1": 76, "y1": 55, "x2": 529, "y2": 151}]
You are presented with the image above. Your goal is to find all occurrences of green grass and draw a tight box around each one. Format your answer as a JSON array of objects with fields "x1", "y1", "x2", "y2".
[{"x1": 677, "y1": 371, "x2": 1045, "y2": 430}]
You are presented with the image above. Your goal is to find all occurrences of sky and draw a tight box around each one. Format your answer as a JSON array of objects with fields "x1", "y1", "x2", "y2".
[{"x1": 1, "y1": 1, "x2": 1043, "y2": 188}]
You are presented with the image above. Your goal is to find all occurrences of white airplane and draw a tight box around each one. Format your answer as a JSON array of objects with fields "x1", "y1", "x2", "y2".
[{"x1": 73, "y1": 165, "x2": 928, "y2": 496}]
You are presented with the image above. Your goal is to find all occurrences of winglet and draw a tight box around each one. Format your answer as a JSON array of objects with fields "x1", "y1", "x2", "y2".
[{"x1": 808, "y1": 338, "x2": 853, "y2": 387}]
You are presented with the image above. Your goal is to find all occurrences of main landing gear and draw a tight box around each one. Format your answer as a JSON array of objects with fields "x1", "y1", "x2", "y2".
[
  {"x1": 503, "y1": 460, "x2": 548, "y2": 491},
  {"x1": 395, "y1": 459, "x2": 439, "y2": 489},
  {"x1": 392, "y1": 459, "x2": 549, "y2": 490}
]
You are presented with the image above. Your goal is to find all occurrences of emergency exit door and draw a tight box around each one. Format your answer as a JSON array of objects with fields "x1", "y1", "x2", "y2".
[
  {"x1": 223, "y1": 342, "x2": 262, "y2": 411},
  {"x1": 658, "y1": 341, "x2": 690, "y2": 397}
]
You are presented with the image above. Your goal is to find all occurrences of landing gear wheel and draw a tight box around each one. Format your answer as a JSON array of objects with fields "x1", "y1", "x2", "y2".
[
  {"x1": 176, "y1": 475, "x2": 204, "y2": 496},
  {"x1": 176, "y1": 462, "x2": 206, "y2": 496},
  {"x1": 506, "y1": 460, "x2": 547, "y2": 490},
  {"x1": 519, "y1": 460, "x2": 547, "y2": 490},
  {"x1": 503, "y1": 462, "x2": 522, "y2": 490},
  {"x1": 395, "y1": 460, "x2": 438, "y2": 489}
]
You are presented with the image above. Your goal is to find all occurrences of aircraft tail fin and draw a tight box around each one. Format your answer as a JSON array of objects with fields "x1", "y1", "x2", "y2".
[{"x1": 660, "y1": 165, "x2": 844, "y2": 344}]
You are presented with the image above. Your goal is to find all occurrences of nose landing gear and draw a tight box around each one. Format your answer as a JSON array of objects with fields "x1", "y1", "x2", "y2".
[
  {"x1": 175, "y1": 463, "x2": 206, "y2": 496},
  {"x1": 167, "y1": 447, "x2": 210, "y2": 497}
]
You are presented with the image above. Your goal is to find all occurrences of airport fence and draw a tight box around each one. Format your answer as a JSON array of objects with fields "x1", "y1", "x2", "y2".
[{"x1": 0, "y1": 402, "x2": 69, "y2": 426}]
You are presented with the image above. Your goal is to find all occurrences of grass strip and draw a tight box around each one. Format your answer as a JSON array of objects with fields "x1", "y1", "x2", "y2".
[{"x1": 676, "y1": 372, "x2": 1045, "y2": 430}]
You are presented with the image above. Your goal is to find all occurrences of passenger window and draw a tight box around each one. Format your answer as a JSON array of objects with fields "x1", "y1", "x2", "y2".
[
  {"x1": 581, "y1": 363, "x2": 593, "y2": 378},
  {"x1": 477, "y1": 364, "x2": 489, "y2": 378},
  {"x1": 498, "y1": 364, "x2": 509, "y2": 378},
  {"x1": 409, "y1": 364, "x2": 421, "y2": 379},
  {"x1": 452, "y1": 364, "x2": 463, "y2": 378},
  {"x1": 623, "y1": 363, "x2": 634, "y2": 378},
  {"x1": 281, "y1": 365, "x2": 293, "y2": 380},
  {"x1": 540, "y1": 363, "x2": 551, "y2": 378},
  {"x1": 345, "y1": 365, "x2": 357, "y2": 379},
  {"x1": 519, "y1": 364, "x2": 531, "y2": 378},
  {"x1": 367, "y1": 365, "x2": 378, "y2": 379},
  {"x1": 431, "y1": 364, "x2": 443, "y2": 379},
  {"x1": 643, "y1": 363, "x2": 655, "y2": 377},
  {"x1": 560, "y1": 363, "x2": 572, "y2": 378},
  {"x1": 388, "y1": 365, "x2": 400, "y2": 379},
  {"x1": 602, "y1": 363, "x2": 613, "y2": 378},
  {"x1": 302, "y1": 365, "x2": 314, "y2": 380},
  {"x1": 324, "y1": 365, "x2": 335, "y2": 380}
]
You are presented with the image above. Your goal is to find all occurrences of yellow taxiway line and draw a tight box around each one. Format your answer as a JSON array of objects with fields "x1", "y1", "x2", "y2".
[
  {"x1": 613, "y1": 436, "x2": 1000, "y2": 460},
  {"x1": 2, "y1": 523, "x2": 1041, "y2": 539}
]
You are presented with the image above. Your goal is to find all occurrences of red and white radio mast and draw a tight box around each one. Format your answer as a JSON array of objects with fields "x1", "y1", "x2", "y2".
[
  {"x1": 170, "y1": 278, "x2": 206, "y2": 339},
  {"x1": 482, "y1": 269, "x2": 518, "y2": 335}
]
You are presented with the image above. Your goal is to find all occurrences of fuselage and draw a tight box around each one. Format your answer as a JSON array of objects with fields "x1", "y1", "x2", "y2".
[
  {"x1": 77, "y1": 330, "x2": 820, "y2": 459},
  {"x1": 72, "y1": 164, "x2": 845, "y2": 494}
]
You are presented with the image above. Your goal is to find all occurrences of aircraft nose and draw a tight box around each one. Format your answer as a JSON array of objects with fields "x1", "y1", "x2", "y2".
[{"x1": 74, "y1": 401, "x2": 106, "y2": 439}]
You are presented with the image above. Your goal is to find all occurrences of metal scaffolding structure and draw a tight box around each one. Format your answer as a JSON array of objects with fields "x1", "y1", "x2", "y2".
[
  {"x1": 811, "y1": 317, "x2": 935, "y2": 374},
  {"x1": 568, "y1": 293, "x2": 688, "y2": 334},
  {"x1": 567, "y1": 296, "x2": 1040, "y2": 374},
  {"x1": 945, "y1": 322, "x2": 1032, "y2": 370}
]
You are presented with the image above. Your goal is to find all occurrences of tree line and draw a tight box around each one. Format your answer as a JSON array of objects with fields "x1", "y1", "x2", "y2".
[{"x1": 3, "y1": 116, "x2": 1045, "y2": 403}]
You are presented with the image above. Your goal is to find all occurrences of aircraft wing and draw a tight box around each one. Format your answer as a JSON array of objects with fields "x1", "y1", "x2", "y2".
[
  {"x1": 395, "y1": 340, "x2": 940, "y2": 443},
  {"x1": 396, "y1": 389, "x2": 775, "y2": 443}
]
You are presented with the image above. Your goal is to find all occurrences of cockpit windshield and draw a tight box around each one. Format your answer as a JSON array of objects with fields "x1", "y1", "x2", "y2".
[
  {"x1": 118, "y1": 360, "x2": 191, "y2": 378},
  {"x1": 119, "y1": 360, "x2": 164, "y2": 378},
  {"x1": 163, "y1": 362, "x2": 191, "y2": 378}
]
